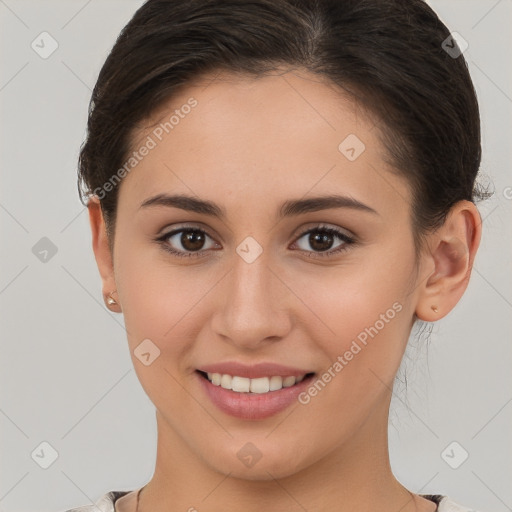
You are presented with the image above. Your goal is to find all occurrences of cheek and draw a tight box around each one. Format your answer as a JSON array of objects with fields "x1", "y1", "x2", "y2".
[
  {"x1": 295, "y1": 257, "x2": 411, "y2": 337},
  {"x1": 291, "y1": 269, "x2": 411, "y2": 433},
  {"x1": 114, "y1": 244, "x2": 199, "y2": 355},
  {"x1": 115, "y1": 247, "x2": 232, "y2": 393},
  {"x1": 115, "y1": 250, "x2": 205, "y2": 411},
  {"x1": 288, "y1": 249, "x2": 414, "y2": 383}
]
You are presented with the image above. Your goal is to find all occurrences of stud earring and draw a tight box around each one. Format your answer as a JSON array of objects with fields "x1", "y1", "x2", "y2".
[
  {"x1": 106, "y1": 291, "x2": 118, "y2": 307},
  {"x1": 431, "y1": 305, "x2": 439, "y2": 313}
]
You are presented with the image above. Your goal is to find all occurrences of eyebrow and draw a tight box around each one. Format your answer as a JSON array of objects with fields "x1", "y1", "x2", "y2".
[{"x1": 138, "y1": 193, "x2": 378, "y2": 218}]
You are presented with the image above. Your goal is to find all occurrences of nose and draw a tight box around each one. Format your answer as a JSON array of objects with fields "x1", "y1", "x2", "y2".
[{"x1": 210, "y1": 248, "x2": 292, "y2": 350}]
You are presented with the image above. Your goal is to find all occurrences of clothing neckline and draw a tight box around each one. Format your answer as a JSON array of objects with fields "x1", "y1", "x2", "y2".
[{"x1": 110, "y1": 489, "x2": 445, "y2": 512}]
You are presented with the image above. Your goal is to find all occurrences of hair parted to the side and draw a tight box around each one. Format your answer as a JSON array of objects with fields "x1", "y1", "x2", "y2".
[{"x1": 77, "y1": 0, "x2": 491, "y2": 257}]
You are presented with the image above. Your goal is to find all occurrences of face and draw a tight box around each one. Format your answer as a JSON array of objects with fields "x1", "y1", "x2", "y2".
[{"x1": 104, "y1": 69, "x2": 426, "y2": 479}]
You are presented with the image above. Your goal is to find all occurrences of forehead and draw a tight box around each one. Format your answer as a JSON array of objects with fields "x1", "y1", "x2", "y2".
[{"x1": 118, "y1": 69, "x2": 410, "y2": 218}]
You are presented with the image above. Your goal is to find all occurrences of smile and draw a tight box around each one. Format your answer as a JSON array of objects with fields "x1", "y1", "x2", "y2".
[
  {"x1": 198, "y1": 370, "x2": 314, "y2": 394},
  {"x1": 196, "y1": 370, "x2": 317, "y2": 420}
]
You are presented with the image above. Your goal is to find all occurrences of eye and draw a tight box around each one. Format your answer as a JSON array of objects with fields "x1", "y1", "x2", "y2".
[
  {"x1": 156, "y1": 227, "x2": 219, "y2": 258},
  {"x1": 291, "y1": 225, "x2": 355, "y2": 258},
  {"x1": 155, "y1": 224, "x2": 356, "y2": 259}
]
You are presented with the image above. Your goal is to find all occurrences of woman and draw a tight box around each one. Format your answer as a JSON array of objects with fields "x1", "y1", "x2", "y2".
[{"x1": 68, "y1": 0, "x2": 489, "y2": 510}]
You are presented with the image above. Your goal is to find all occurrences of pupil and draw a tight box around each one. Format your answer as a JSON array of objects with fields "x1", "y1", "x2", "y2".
[
  {"x1": 310, "y1": 232, "x2": 333, "y2": 251},
  {"x1": 182, "y1": 230, "x2": 204, "y2": 251}
]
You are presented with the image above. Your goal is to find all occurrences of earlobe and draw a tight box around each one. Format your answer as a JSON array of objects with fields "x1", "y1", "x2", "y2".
[
  {"x1": 415, "y1": 200, "x2": 482, "y2": 322},
  {"x1": 87, "y1": 196, "x2": 122, "y2": 312}
]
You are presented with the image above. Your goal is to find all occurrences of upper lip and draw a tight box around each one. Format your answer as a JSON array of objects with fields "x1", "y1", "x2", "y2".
[{"x1": 197, "y1": 362, "x2": 314, "y2": 379}]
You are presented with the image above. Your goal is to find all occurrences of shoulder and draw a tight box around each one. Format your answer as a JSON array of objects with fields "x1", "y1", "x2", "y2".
[
  {"x1": 62, "y1": 491, "x2": 132, "y2": 512},
  {"x1": 437, "y1": 495, "x2": 486, "y2": 512}
]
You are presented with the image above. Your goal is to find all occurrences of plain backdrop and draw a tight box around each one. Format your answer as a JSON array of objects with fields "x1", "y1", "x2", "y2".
[{"x1": 0, "y1": 1, "x2": 511, "y2": 511}]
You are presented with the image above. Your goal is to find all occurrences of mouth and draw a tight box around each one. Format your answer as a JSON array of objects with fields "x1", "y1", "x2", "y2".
[{"x1": 196, "y1": 370, "x2": 316, "y2": 394}]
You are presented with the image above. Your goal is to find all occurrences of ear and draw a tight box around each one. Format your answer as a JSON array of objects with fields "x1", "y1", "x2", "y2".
[
  {"x1": 88, "y1": 195, "x2": 121, "y2": 312},
  {"x1": 415, "y1": 200, "x2": 482, "y2": 321}
]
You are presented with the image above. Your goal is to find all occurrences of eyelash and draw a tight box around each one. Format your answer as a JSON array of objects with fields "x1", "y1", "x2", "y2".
[{"x1": 155, "y1": 225, "x2": 356, "y2": 260}]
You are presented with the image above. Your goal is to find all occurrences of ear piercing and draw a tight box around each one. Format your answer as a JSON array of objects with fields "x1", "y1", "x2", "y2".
[
  {"x1": 106, "y1": 291, "x2": 118, "y2": 307},
  {"x1": 431, "y1": 305, "x2": 439, "y2": 313}
]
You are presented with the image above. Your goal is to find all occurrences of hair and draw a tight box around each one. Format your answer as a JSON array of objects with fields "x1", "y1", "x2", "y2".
[{"x1": 77, "y1": 0, "x2": 491, "y2": 258}]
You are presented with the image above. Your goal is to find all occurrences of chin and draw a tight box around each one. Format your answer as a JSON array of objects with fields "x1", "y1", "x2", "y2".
[{"x1": 201, "y1": 441, "x2": 311, "y2": 481}]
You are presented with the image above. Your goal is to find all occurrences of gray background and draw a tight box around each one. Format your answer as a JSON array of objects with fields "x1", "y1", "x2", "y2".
[{"x1": 0, "y1": 1, "x2": 511, "y2": 511}]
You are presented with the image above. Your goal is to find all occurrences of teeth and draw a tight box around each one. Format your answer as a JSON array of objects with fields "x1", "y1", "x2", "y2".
[
  {"x1": 220, "y1": 374, "x2": 232, "y2": 389},
  {"x1": 204, "y1": 372, "x2": 309, "y2": 393},
  {"x1": 250, "y1": 377, "x2": 269, "y2": 393},
  {"x1": 282, "y1": 376, "x2": 296, "y2": 387},
  {"x1": 232, "y1": 376, "x2": 250, "y2": 392},
  {"x1": 269, "y1": 376, "x2": 283, "y2": 391}
]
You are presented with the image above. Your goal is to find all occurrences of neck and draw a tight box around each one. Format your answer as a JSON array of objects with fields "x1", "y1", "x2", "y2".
[{"x1": 137, "y1": 397, "x2": 423, "y2": 512}]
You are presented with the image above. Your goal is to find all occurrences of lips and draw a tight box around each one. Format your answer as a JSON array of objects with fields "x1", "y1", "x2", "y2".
[
  {"x1": 196, "y1": 370, "x2": 317, "y2": 420},
  {"x1": 195, "y1": 361, "x2": 317, "y2": 419}
]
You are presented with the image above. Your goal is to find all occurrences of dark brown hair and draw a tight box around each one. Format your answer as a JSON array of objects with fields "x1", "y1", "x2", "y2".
[{"x1": 77, "y1": 0, "x2": 489, "y2": 255}]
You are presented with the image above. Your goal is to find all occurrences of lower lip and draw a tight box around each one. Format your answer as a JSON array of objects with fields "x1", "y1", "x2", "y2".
[{"x1": 196, "y1": 371, "x2": 315, "y2": 420}]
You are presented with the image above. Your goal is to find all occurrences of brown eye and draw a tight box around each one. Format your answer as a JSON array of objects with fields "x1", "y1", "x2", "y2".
[
  {"x1": 292, "y1": 226, "x2": 355, "y2": 258},
  {"x1": 157, "y1": 228, "x2": 218, "y2": 258},
  {"x1": 156, "y1": 224, "x2": 355, "y2": 260},
  {"x1": 179, "y1": 230, "x2": 207, "y2": 251},
  {"x1": 306, "y1": 231, "x2": 336, "y2": 251}
]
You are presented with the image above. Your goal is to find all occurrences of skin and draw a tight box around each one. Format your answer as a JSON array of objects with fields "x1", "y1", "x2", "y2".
[{"x1": 88, "y1": 68, "x2": 481, "y2": 512}]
